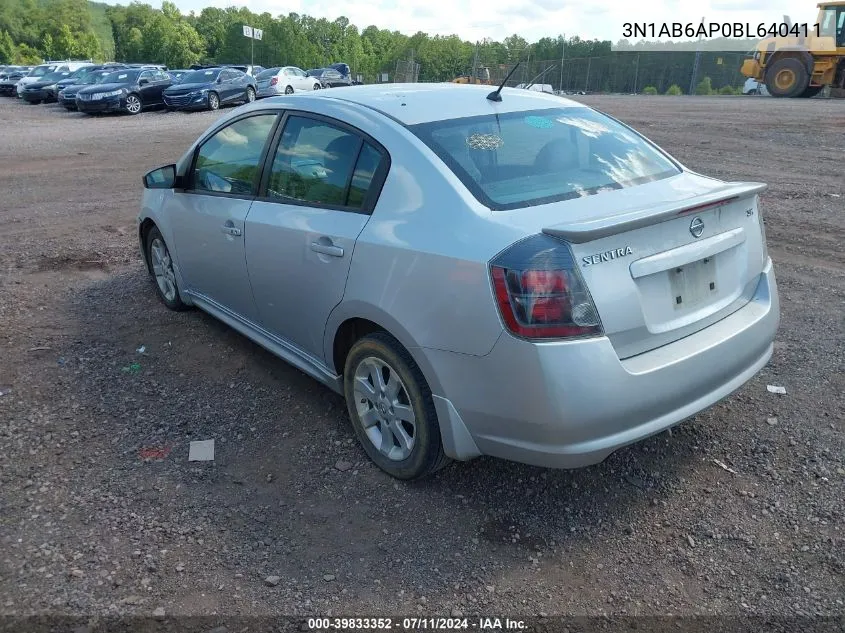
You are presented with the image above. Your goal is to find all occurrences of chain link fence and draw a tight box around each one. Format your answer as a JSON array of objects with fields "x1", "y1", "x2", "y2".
[
  {"x1": 477, "y1": 51, "x2": 750, "y2": 94},
  {"x1": 393, "y1": 58, "x2": 420, "y2": 83}
]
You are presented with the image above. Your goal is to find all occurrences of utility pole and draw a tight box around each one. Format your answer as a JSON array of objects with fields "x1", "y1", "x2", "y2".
[
  {"x1": 585, "y1": 57, "x2": 591, "y2": 92},
  {"x1": 688, "y1": 16, "x2": 705, "y2": 95},
  {"x1": 558, "y1": 34, "x2": 565, "y2": 92},
  {"x1": 633, "y1": 54, "x2": 639, "y2": 93}
]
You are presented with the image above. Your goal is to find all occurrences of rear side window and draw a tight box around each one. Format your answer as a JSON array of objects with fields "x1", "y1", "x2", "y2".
[
  {"x1": 192, "y1": 114, "x2": 277, "y2": 195},
  {"x1": 266, "y1": 116, "x2": 362, "y2": 207},
  {"x1": 409, "y1": 107, "x2": 680, "y2": 211}
]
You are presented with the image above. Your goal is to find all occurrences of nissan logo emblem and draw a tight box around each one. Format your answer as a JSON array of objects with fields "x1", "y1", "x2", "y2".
[{"x1": 689, "y1": 217, "x2": 704, "y2": 238}]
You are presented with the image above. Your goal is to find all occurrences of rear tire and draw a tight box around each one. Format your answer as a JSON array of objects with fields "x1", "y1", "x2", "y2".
[
  {"x1": 284, "y1": 85, "x2": 294, "y2": 95},
  {"x1": 764, "y1": 57, "x2": 810, "y2": 98},
  {"x1": 313, "y1": 83, "x2": 321, "y2": 90},
  {"x1": 343, "y1": 332, "x2": 450, "y2": 480}
]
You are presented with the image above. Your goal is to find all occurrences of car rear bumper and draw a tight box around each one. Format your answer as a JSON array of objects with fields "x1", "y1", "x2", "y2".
[
  {"x1": 256, "y1": 86, "x2": 284, "y2": 98},
  {"x1": 422, "y1": 259, "x2": 779, "y2": 468}
]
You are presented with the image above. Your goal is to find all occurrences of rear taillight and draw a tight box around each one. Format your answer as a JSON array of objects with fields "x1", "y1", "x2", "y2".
[
  {"x1": 270, "y1": 76, "x2": 278, "y2": 86},
  {"x1": 490, "y1": 234, "x2": 603, "y2": 340}
]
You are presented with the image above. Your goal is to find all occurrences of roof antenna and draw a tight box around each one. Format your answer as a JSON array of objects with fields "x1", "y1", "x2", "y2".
[{"x1": 487, "y1": 62, "x2": 521, "y2": 102}]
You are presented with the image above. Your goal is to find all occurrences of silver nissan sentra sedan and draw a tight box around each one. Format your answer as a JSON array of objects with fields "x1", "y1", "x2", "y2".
[{"x1": 137, "y1": 83, "x2": 779, "y2": 480}]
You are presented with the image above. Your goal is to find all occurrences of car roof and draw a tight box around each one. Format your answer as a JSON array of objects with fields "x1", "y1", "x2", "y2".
[{"x1": 312, "y1": 82, "x2": 584, "y2": 126}]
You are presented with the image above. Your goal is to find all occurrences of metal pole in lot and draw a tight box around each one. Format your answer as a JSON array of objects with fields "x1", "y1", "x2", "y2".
[
  {"x1": 633, "y1": 54, "x2": 639, "y2": 93},
  {"x1": 559, "y1": 34, "x2": 565, "y2": 92},
  {"x1": 251, "y1": 36, "x2": 254, "y2": 67},
  {"x1": 585, "y1": 57, "x2": 591, "y2": 92}
]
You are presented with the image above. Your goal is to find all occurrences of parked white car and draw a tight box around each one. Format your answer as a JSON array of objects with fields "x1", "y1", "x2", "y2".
[
  {"x1": 743, "y1": 78, "x2": 770, "y2": 96},
  {"x1": 255, "y1": 66, "x2": 322, "y2": 97}
]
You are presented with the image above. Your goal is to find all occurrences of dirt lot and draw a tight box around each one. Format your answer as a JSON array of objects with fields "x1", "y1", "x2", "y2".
[{"x1": 0, "y1": 94, "x2": 843, "y2": 622}]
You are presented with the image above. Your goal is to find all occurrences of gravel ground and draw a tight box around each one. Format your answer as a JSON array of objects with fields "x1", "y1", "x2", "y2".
[{"x1": 0, "y1": 95, "x2": 843, "y2": 621}]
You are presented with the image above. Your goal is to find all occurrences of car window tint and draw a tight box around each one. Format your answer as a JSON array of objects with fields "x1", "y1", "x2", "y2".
[
  {"x1": 346, "y1": 142, "x2": 382, "y2": 209},
  {"x1": 267, "y1": 116, "x2": 361, "y2": 207},
  {"x1": 192, "y1": 114, "x2": 277, "y2": 196},
  {"x1": 139, "y1": 71, "x2": 153, "y2": 82}
]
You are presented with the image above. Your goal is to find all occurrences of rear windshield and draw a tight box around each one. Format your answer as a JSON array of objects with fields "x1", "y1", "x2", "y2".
[
  {"x1": 409, "y1": 107, "x2": 681, "y2": 211},
  {"x1": 257, "y1": 67, "x2": 280, "y2": 80}
]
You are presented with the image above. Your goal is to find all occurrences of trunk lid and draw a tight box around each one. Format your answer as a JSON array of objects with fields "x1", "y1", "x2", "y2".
[{"x1": 495, "y1": 172, "x2": 769, "y2": 359}]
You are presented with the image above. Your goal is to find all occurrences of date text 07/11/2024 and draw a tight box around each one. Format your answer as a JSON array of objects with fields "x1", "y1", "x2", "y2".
[
  {"x1": 622, "y1": 22, "x2": 821, "y2": 39},
  {"x1": 306, "y1": 617, "x2": 527, "y2": 631}
]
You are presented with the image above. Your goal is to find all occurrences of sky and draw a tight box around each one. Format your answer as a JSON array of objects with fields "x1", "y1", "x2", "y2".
[{"x1": 144, "y1": 0, "x2": 806, "y2": 43}]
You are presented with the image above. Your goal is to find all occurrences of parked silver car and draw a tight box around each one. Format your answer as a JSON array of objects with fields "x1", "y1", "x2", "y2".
[
  {"x1": 255, "y1": 66, "x2": 322, "y2": 97},
  {"x1": 137, "y1": 84, "x2": 779, "y2": 480}
]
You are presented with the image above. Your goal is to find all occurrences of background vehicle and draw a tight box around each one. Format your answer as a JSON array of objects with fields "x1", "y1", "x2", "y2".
[
  {"x1": 740, "y1": 2, "x2": 845, "y2": 97},
  {"x1": 162, "y1": 67, "x2": 256, "y2": 111},
  {"x1": 59, "y1": 67, "x2": 128, "y2": 110},
  {"x1": 167, "y1": 69, "x2": 190, "y2": 84},
  {"x1": 0, "y1": 67, "x2": 33, "y2": 96},
  {"x1": 306, "y1": 67, "x2": 351, "y2": 87},
  {"x1": 76, "y1": 67, "x2": 171, "y2": 115},
  {"x1": 256, "y1": 66, "x2": 321, "y2": 96},
  {"x1": 136, "y1": 84, "x2": 778, "y2": 480},
  {"x1": 16, "y1": 61, "x2": 93, "y2": 96},
  {"x1": 190, "y1": 63, "x2": 264, "y2": 77},
  {"x1": 742, "y1": 77, "x2": 771, "y2": 96},
  {"x1": 20, "y1": 70, "x2": 73, "y2": 104},
  {"x1": 452, "y1": 65, "x2": 493, "y2": 84}
]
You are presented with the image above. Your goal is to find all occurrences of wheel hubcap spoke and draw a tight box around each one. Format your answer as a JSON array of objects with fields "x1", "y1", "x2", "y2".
[
  {"x1": 151, "y1": 238, "x2": 176, "y2": 301},
  {"x1": 353, "y1": 356, "x2": 416, "y2": 461}
]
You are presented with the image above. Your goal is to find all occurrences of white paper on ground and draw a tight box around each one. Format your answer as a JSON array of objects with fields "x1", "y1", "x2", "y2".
[{"x1": 188, "y1": 439, "x2": 215, "y2": 461}]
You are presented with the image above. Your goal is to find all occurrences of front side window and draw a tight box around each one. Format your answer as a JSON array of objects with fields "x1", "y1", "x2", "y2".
[
  {"x1": 409, "y1": 106, "x2": 681, "y2": 211},
  {"x1": 192, "y1": 114, "x2": 277, "y2": 195},
  {"x1": 266, "y1": 116, "x2": 364, "y2": 207}
]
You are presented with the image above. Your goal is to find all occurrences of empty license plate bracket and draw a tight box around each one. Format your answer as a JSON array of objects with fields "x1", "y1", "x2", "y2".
[{"x1": 670, "y1": 256, "x2": 717, "y2": 310}]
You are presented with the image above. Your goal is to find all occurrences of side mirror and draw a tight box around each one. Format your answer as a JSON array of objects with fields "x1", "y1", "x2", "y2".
[
  {"x1": 143, "y1": 164, "x2": 180, "y2": 189},
  {"x1": 139, "y1": 78, "x2": 149, "y2": 86},
  {"x1": 216, "y1": 76, "x2": 223, "y2": 83}
]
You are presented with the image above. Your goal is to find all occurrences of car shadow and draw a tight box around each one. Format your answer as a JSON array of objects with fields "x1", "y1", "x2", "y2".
[{"x1": 60, "y1": 266, "x2": 714, "y2": 613}]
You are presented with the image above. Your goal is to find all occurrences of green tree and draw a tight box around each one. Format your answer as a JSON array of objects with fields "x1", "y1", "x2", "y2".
[
  {"x1": 666, "y1": 84, "x2": 683, "y2": 95},
  {"x1": 642, "y1": 85, "x2": 658, "y2": 95}
]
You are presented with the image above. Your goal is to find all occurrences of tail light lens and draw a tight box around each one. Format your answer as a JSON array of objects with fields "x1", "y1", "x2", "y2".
[
  {"x1": 490, "y1": 234, "x2": 603, "y2": 340},
  {"x1": 270, "y1": 76, "x2": 278, "y2": 86}
]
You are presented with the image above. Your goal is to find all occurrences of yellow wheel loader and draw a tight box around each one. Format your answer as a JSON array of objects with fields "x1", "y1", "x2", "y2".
[{"x1": 741, "y1": 1, "x2": 845, "y2": 97}]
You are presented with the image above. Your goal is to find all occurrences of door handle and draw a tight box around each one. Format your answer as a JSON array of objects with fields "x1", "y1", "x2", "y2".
[
  {"x1": 221, "y1": 225, "x2": 242, "y2": 237},
  {"x1": 310, "y1": 241, "x2": 344, "y2": 257}
]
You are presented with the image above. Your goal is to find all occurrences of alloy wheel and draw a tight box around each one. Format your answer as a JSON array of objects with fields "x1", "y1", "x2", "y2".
[
  {"x1": 353, "y1": 357, "x2": 417, "y2": 461},
  {"x1": 246, "y1": 87, "x2": 255, "y2": 102},
  {"x1": 208, "y1": 92, "x2": 219, "y2": 110},
  {"x1": 126, "y1": 95, "x2": 141, "y2": 114},
  {"x1": 150, "y1": 237, "x2": 177, "y2": 302},
  {"x1": 285, "y1": 85, "x2": 294, "y2": 95}
]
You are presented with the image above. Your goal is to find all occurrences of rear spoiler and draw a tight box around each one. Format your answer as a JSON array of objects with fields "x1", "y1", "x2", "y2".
[{"x1": 542, "y1": 182, "x2": 767, "y2": 244}]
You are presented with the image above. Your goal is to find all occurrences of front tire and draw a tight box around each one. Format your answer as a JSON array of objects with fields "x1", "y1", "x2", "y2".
[
  {"x1": 343, "y1": 332, "x2": 450, "y2": 480},
  {"x1": 145, "y1": 226, "x2": 188, "y2": 311},
  {"x1": 764, "y1": 57, "x2": 810, "y2": 98},
  {"x1": 245, "y1": 86, "x2": 255, "y2": 103},
  {"x1": 207, "y1": 91, "x2": 219, "y2": 111},
  {"x1": 125, "y1": 93, "x2": 142, "y2": 114}
]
